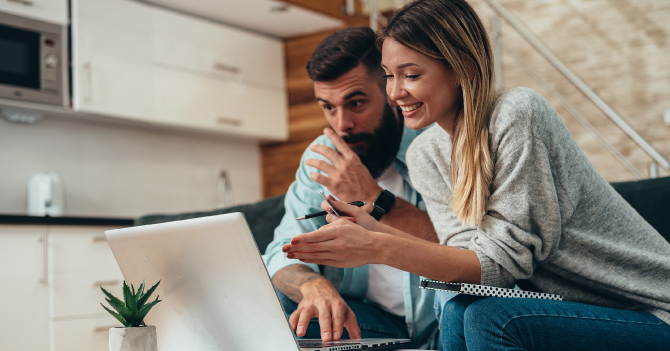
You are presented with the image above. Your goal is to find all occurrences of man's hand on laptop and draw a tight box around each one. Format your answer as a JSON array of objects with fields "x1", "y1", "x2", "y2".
[
  {"x1": 290, "y1": 277, "x2": 362, "y2": 342},
  {"x1": 306, "y1": 128, "x2": 382, "y2": 205}
]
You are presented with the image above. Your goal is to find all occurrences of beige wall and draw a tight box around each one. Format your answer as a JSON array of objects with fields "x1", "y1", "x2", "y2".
[
  {"x1": 469, "y1": 0, "x2": 670, "y2": 181},
  {"x1": 0, "y1": 115, "x2": 262, "y2": 218}
]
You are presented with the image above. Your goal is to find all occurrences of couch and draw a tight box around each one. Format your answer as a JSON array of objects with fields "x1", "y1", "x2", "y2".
[{"x1": 135, "y1": 177, "x2": 670, "y2": 252}]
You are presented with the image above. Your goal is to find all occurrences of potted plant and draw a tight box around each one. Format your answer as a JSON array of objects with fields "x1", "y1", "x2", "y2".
[{"x1": 101, "y1": 280, "x2": 162, "y2": 351}]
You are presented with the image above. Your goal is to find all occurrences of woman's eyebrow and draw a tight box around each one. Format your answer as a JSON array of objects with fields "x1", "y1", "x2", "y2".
[{"x1": 381, "y1": 62, "x2": 420, "y2": 69}]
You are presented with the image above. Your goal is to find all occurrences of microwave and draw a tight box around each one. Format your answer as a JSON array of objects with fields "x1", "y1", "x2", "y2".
[{"x1": 0, "y1": 11, "x2": 68, "y2": 107}]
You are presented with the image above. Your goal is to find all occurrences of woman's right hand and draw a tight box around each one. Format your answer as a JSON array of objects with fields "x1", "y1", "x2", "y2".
[{"x1": 321, "y1": 195, "x2": 382, "y2": 231}]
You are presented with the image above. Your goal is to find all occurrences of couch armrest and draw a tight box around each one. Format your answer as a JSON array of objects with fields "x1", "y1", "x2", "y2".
[{"x1": 611, "y1": 177, "x2": 670, "y2": 243}]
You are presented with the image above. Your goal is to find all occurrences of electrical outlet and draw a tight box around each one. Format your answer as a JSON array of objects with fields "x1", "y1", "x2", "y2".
[{"x1": 665, "y1": 109, "x2": 670, "y2": 126}]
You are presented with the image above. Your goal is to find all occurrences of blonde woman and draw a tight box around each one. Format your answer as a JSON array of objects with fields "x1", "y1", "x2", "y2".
[{"x1": 282, "y1": 0, "x2": 670, "y2": 349}]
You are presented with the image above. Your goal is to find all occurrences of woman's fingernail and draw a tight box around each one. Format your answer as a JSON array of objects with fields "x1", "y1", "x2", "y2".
[
  {"x1": 297, "y1": 326, "x2": 304, "y2": 335},
  {"x1": 322, "y1": 332, "x2": 331, "y2": 340},
  {"x1": 282, "y1": 246, "x2": 289, "y2": 252},
  {"x1": 287, "y1": 252, "x2": 294, "y2": 258},
  {"x1": 291, "y1": 239, "x2": 299, "y2": 245},
  {"x1": 333, "y1": 332, "x2": 340, "y2": 339}
]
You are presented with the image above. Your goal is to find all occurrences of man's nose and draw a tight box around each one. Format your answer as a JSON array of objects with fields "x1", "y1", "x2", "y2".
[{"x1": 333, "y1": 109, "x2": 355, "y2": 133}]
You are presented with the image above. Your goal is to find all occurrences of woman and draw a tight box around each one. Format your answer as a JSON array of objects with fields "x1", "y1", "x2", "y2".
[{"x1": 282, "y1": 0, "x2": 670, "y2": 349}]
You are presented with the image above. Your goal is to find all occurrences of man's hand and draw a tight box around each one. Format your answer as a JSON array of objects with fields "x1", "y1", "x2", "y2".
[
  {"x1": 272, "y1": 265, "x2": 361, "y2": 341},
  {"x1": 306, "y1": 128, "x2": 382, "y2": 203},
  {"x1": 290, "y1": 278, "x2": 361, "y2": 341}
]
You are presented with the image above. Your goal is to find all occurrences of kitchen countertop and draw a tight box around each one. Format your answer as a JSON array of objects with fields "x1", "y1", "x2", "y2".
[{"x1": 0, "y1": 214, "x2": 134, "y2": 226}]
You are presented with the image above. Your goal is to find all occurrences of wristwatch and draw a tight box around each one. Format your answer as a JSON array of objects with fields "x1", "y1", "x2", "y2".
[{"x1": 370, "y1": 189, "x2": 396, "y2": 221}]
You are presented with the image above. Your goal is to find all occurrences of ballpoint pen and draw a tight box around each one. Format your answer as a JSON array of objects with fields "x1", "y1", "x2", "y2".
[{"x1": 296, "y1": 200, "x2": 367, "y2": 220}]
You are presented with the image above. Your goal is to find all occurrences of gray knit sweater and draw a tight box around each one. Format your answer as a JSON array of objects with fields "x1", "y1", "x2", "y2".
[{"x1": 407, "y1": 87, "x2": 670, "y2": 324}]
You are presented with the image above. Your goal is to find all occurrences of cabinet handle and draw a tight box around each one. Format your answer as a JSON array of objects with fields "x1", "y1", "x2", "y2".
[
  {"x1": 8, "y1": 0, "x2": 34, "y2": 6},
  {"x1": 39, "y1": 233, "x2": 48, "y2": 285},
  {"x1": 217, "y1": 117, "x2": 242, "y2": 127},
  {"x1": 83, "y1": 62, "x2": 92, "y2": 103},
  {"x1": 94, "y1": 280, "x2": 121, "y2": 287},
  {"x1": 213, "y1": 62, "x2": 240, "y2": 74},
  {"x1": 93, "y1": 235, "x2": 107, "y2": 243},
  {"x1": 94, "y1": 325, "x2": 120, "y2": 333}
]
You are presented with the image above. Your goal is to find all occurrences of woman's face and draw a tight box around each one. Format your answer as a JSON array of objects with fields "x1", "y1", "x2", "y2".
[{"x1": 381, "y1": 38, "x2": 461, "y2": 133}]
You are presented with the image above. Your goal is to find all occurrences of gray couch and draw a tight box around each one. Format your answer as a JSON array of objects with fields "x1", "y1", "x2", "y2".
[{"x1": 135, "y1": 177, "x2": 670, "y2": 253}]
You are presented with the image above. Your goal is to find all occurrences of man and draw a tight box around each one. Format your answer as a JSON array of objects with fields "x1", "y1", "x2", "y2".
[{"x1": 263, "y1": 27, "x2": 439, "y2": 349}]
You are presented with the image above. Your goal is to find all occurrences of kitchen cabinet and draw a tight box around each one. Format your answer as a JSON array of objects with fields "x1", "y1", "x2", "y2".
[
  {"x1": 0, "y1": 0, "x2": 68, "y2": 25},
  {"x1": 71, "y1": 0, "x2": 154, "y2": 122},
  {"x1": 0, "y1": 223, "x2": 124, "y2": 351},
  {"x1": 0, "y1": 225, "x2": 50, "y2": 351},
  {"x1": 71, "y1": 0, "x2": 288, "y2": 141},
  {"x1": 150, "y1": 6, "x2": 288, "y2": 140}
]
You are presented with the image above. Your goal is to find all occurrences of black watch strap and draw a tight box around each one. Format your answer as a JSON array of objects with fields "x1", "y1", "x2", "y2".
[{"x1": 370, "y1": 189, "x2": 396, "y2": 221}]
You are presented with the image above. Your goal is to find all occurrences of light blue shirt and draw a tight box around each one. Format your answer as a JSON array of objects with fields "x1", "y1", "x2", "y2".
[{"x1": 263, "y1": 125, "x2": 439, "y2": 349}]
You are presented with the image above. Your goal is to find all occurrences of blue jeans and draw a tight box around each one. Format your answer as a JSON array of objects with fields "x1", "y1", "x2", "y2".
[
  {"x1": 276, "y1": 289, "x2": 411, "y2": 344},
  {"x1": 434, "y1": 292, "x2": 670, "y2": 351}
]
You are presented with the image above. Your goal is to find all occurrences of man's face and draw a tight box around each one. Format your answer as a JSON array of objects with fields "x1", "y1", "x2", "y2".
[{"x1": 313, "y1": 64, "x2": 404, "y2": 179}]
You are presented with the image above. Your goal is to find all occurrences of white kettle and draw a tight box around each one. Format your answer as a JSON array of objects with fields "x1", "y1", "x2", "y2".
[{"x1": 28, "y1": 172, "x2": 64, "y2": 216}]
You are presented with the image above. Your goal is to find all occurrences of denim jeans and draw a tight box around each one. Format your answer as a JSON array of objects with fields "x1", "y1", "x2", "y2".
[
  {"x1": 276, "y1": 289, "x2": 411, "y2": 344},
  {"x1": 434, "y1": 292, "x2": 670, "y2": 351}
]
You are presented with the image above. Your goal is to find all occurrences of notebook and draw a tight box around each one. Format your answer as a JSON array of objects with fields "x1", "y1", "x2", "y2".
[
  {"x1": 105, "y1": 213, "x2": 410, "y2": 351},
  {"x1": 420, "y1": 279, "x2": 563, "y2": 300}
]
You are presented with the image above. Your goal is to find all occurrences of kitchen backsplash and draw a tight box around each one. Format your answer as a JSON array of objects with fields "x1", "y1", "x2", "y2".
[{"x1": 0, "y1": 114, "x2": 262, "y2": 218}]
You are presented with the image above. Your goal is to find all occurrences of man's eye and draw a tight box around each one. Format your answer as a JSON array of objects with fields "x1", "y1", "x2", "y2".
[
  {"x1": 351, "y1": 101, "x2": 364, "y2": 108},
  {"x1": 322, "y1": 105, "x2": 334, "y2": 111}
]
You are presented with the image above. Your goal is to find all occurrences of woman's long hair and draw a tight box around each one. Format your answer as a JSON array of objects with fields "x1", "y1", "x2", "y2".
[{"x1": 378, "y1": 0, "x2": 498, "y2": 226}]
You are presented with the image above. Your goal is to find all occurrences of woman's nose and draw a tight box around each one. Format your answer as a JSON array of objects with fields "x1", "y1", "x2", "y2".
[{"x1": 387, "y1": 79, "x2": 406, "y2": 101}]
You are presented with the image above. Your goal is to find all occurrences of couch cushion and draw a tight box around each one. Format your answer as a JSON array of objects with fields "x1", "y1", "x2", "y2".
[
  {"x1": 610, "y1": 176, "x2": 670, "y2": 243},
  {"x1": 134, "y1": 194, "x2": 285, "y2": 254}
]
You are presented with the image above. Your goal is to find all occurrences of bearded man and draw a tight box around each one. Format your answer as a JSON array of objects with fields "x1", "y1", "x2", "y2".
[{"x1": 263, "y1": 27, "x2": 439, "y2": 349}]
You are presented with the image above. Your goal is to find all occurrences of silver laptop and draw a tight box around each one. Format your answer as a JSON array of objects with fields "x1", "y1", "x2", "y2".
[{"x1": 105, "y1": 213, "x2": 410, "y2": 351}]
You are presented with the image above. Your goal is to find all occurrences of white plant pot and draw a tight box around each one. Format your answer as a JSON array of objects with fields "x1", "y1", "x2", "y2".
[{"x1": 109, "y1": 326, "x2": 157, "y2": 351}]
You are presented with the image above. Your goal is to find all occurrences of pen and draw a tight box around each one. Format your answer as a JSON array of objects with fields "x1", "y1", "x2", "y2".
[{"x1": 296, "y1": 201, "x2": 367, "y2": 220}]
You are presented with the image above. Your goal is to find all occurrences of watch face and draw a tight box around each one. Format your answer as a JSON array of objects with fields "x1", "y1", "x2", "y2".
[{"x1": 374, "y1": 190, "x2": 395, "y2": 212}]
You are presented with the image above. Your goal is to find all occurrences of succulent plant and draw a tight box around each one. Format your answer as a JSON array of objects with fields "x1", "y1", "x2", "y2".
[{"x1": 100, "y1": 280, "x2": 162, "y2": 328}]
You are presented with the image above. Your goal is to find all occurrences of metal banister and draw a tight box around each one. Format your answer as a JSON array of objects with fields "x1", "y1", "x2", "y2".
[{"x1": 483, "y1": 0, "x2": 670, "y2": 171}]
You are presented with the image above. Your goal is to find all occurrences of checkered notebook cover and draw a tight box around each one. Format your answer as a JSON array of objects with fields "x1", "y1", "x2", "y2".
[{"x1": 420, "y1": 279, "x2": 563, "y2": 301}]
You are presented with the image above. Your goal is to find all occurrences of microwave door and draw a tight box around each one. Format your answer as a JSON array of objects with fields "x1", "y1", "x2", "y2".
[{"x1": 0, "y1": 23, "x2": 41, "y2": 91}]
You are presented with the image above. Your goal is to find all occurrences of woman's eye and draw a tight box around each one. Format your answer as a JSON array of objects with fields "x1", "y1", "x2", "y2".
[
  {"x1": 406, "y1": 74, "x2": 419, "y2": 79},
  {"x1": 383, "y1": 74, "x2": 394, "y2": 79}
]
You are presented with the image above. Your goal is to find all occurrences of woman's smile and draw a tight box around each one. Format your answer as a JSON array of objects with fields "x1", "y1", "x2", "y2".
[{"x1": 399, "y1": 102, "x2": 424, "y2": 118}]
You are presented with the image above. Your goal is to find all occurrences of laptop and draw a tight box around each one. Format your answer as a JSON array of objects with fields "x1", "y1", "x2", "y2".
[{"x1": 105, "y1": 213, "x2": 411, "y2": 351}]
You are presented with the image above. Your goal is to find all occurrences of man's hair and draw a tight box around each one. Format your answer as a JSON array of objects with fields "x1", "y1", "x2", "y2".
[{"x1": 307, "y1": 27, "x2": 384, "y2": 86}]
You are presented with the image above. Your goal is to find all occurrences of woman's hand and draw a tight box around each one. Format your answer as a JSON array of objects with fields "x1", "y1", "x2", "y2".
[
  {"x1": 321, "y1": 195, "x2": 380, "y2": 231},
  {"x1": 282, "y1": 219, "x2": 384, "y2": 268}
]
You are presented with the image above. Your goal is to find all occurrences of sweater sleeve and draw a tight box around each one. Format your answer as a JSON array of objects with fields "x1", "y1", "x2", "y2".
[
  {"x1": 408, "y1": 128, "x2": 564, "y2": 288},
  {"x1": 474, "y1": 137, "x2": 563, "y2": 287}
]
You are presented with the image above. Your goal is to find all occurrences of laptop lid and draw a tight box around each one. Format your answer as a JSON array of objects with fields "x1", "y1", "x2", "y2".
[{"x1": 105, "y1": 213, "x2": 300, "y2": 351}]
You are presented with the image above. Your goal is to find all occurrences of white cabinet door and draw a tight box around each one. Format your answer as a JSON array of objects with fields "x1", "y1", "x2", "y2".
[
  {"x1": 51, "y1": 226, "x2": 124, "y2": 318},
  {"x1": 0, "y1": 225, "x2": 50, "y2": 351},
  {"x1": 151, "y1": 7, "x2": 285, "y2": 89},
  {"x1": 0, "y1": 0, "x2": 68, "y2": 25},
  {"x1": 152, "y1": 66, "x2": 288, "y2": 140},
  {"x1": 54, "y1": 315, "x2": 119, "y2": 351},
  {"x1": 72, "y1": 0, "x2": 153, "y2": 121}
]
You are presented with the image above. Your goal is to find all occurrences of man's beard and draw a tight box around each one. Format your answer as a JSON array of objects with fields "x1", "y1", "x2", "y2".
[{"x1": 342, "y1": 104, "x2": 404, "y2": 179}]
